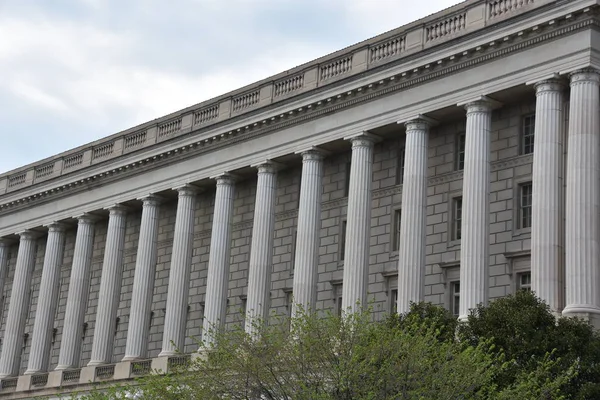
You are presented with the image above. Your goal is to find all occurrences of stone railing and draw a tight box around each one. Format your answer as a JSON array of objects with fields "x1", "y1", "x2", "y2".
[
  {"x1": 0, "y1": 378, "x2": 17, "y2": 390},
  {"x1": 131, "y1": 360, "x2": 152, "y2": 376},
  {"x1": 95, "y1": 364, "x2": 115, "y2": 380},
  {"x1": 31, "y1": 373, "x2": 48, "y2": 387},
  {"x1": 0, "y1": 0, "x2": 554, "y2": 195},
  {"x1": 62, "y1": 369, "x2": 81, "y2": 384}
]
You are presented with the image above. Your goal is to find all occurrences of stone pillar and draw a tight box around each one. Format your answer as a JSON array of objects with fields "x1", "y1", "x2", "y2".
[
  {"x1": 530, "y1": 78, "x2": 565, "y2": 313},
  {"x1": 88, "y1": 205, "x2": 128, "y2": 366},
  {"x1": 56, "y1": 215, "x2": 96, "y2": 370},
  {"x1": 0, "y1": 231, "x2": 37, "y2": 378},
  {"x1": 397, "y1": 117, "x2": 432, "y2": 314},
  {"x1": 245, "y1": 161, "x2": 278, "y2": 335},
  {"x1": 458, "y1": 97, "x2": 496, "y2": 321},
  {"x1": 123, "y1": 195, "x2": 162, "y2": 361},
  {"x1": 342, "y1": 134, "x2": 376, "y2": 314},
  {"x1": 563, "y1": 69, "x2": 600, "y2": 322},
  {"x1": 25, "y1": 223, "x2": 67, "y2": 374},
  {"x1": 159, "y1": 185, "x2": 197, "y2": 356},
  {"x1": 203, "y1": 174, "x2": 236, "y2": 345},
  {"x1": 292, "y1": 148, "x2": 326, "y2": 317}
]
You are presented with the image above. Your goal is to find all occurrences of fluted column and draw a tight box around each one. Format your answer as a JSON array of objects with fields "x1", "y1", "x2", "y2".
[
  {"x1": 563, "y1": 69, "x2": 600, "y2": 321},
  {"x1": 0, "y1": 231, "x2": 37, "y2": 378},
  {"x1": 245, "y1": 161, "x2": 278, "y2": 336},
  {"x1": 56, "y1": 215, "x2": 96, "y2": 370},
  {"x1": 292, "y1": 149, "x2": 326, "y2": 317},
  {"x1": 531, "y1": 79, "x2": 565, "y2": 314},
  {"x1": 88, "y1": 205, "x2": 128, "y2": 366},
  {"x1": 123, "y1": 195, "x2": 162, "y2": 361},
  {"x1": 25, "y1": 223, "x2": 67, "y2": 374},
  {"x1": 203, "y1": 174, "x2": 236, "y2": 345},
  {"x1": 159, "y1": 185, "x2": 197, "y2": 356},
  {"x1": 459, "y1": 97, "x2": 496, "y2": 321},
  {"x1": 397, "y1": 117, "x2": 431, "y2": 314},
  {"x1": 342, "y1": 134, "x2": 376, "y2": 315}
]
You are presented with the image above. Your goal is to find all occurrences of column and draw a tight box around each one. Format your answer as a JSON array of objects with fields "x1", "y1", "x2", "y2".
[
  {"x1": 459, "y1": 97, "x2": 496, "y2": 321},
  {"x1": 56, "y1": 215, "x2": 96, "y2": 370},
  {"x1": 342, "y1": 134, "x2": 376, "y2": 315},
  {"x1": 397, "y1": 117, "x2": 431, "y2": 314},
  {"x1": 123, "y1": 195, "x2": 161, "y2": 361},
  {"x1": 563, "y1": 69, "x2": 600, "y2": 321},
  {"x1": 25, "y1": 223, "x2": 67, "y2": 374},
  {"x1": 159, "y1": 185, "x2": 197, "y2": 356},
  {"x1": 245, "y1": 161, "x2": 278, "y2": 335},
  {"x1": 88, "y1": 205, "x2": 128, "y2": 366},
  {"x1": 0, "y1": 231, "x2": 37, "y2": 378},
  {"x1": 530, "y1": 78, "x2": 565, "y2": 313},
  {"x1": 292, "y1": 148, "x2": 326, "y2": 317},
  {"x1": 203, "y1": 174, "x2": 236, "y2": 345}
]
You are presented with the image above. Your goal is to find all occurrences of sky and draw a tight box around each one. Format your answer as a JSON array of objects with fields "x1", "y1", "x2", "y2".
[{"x1": 0, "y1": 0, "x2": 462, "y2": 174}]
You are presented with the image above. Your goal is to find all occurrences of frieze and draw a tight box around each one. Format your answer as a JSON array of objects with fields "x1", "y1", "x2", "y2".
[
  {"x1": 322, "y1": 198, "x2": 348, "y2": 211},
  {"x1": 0, "y1": 12, "x2": 592, "y2": 216},
  {"x1": 275, "y1": 209, "x2": 298, "y2": 221},
  {"x1": 372, "y1": 185, "x2": 402, "y2": 199}
]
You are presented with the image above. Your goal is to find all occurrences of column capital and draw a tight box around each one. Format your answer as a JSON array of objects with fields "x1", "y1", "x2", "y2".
[
  {"x1": 44, "y1": 222, "x2": 68, "y2": 233},
  {"x1": 251, "y1": 160, "x2": 283, "y2": 174},
  {"x1": 533, "y1": 79, "x2": 565, "y2": 94},
  {"x1": 569, "y1": 68, "x2": 600, "y2": 86},
  {"x1": 104, "y1": 204, "x2": 130, "y2": 216},
  {"x1": 137, "y1": 194, "x2": 163, "y2": 207},
  {"x1": 16, "y1": 230, "x2": 40, "y2": 241},
  {"x1": 295, "y1": 146, "x2": 330, "y2": 161},
  {"x1": 74, "y1": 213, "x2": 100, "y2": 225},
  {"x1": 172, "y1": 184, "x2": 200, "y2": 197},
  {"x1": 458, "y1": 95, "x2": 502, "y2": 113},
  {"x1": 210, "y1": 172, "x2": 238, "y2": 186},
  {"x1": 398, "y1": 115, "x2": 438, "y2": 130},
  {"x1": 344, "y1": 132, "x2": 381, "y2": 148}
]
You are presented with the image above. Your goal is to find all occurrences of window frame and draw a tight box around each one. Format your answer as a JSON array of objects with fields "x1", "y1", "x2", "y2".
[
  {"x1": 520, "y1": 113, "x2": 536, "y2": 155},
  {"x1": 339, "y1": 219, "x2": 347, "y2": 262},
  {"x1": 344, "y1": 161, "x2": 351, "y2": 197},
  {"x1": 451, "y1": 197, "x2": 463, "y2": 242},
  {"x1": 518, "y1": 182, "x2": 533, "y2": 230},
  {"x1": 455, "y1": 132, "x2": 466, "y2": 171},
  {"x1": 396, "y1": 146, "x2": 406, "y2": 185},
  {"x1": 517, "y1": 271, "x2": 532, "y2": 292},
  {"x1": 450, "y1": 281, "x2": 461, "y2": 317},
  {"x1": 392, "y1": 208, "x2": 402, "y2": 253},
  {"x1": 332, "y1": 283, "x2": 343, "y2": 317}
]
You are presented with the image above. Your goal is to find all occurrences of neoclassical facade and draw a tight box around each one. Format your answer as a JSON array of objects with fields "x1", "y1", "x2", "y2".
[{"x1": 0, "y1": 0, "x2": 597, "y2": 397}]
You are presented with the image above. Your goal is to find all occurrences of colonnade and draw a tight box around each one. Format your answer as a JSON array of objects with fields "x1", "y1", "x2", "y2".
[{"x1": 0, "y1": 69, "x2": 597, "y2": 377}]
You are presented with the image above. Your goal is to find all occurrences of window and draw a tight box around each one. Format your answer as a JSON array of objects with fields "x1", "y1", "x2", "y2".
[
  {"x1": 519, "y1": 183, "x2": 533, "y2": 229},
  {"x1": 240, "y1": 297, "x2": 248, "y2": 329},
  {"x1": 392, "y1": 209, "x2": 402, "y2": 252},
  {"x1": 452, "y1": 197, "x2": 463, "y2": 241},
  {"x1": 518, "y1": 272, "x2": 532, "y2": 292},
  {"x1": 340, "y1": 220, "x2": 347, "y2": 261},
  {"x1": 450, "y1": 281, "x2": 460, "y2": 317},
  {"x1": 455, "y1": 133, "x2": 466, "y2": 171},
  {"x1": 344, "y1": 162, "x2": 351, "y2": 197},
  {"x1": 333, "y1": 284, "x2": 343, "y2": 317},
  {"x1": 396, "y1": 147, "x2": 406, "y2": 185},
  {"x1": 521, "y1": 114, "x2": 535, "y2": 155},
  {"x1": 290, "y1": 229, "x2": 298, "y2": 274},
  {"x1": 389, "y1": 288, "x2": 398, "y2": 315}
]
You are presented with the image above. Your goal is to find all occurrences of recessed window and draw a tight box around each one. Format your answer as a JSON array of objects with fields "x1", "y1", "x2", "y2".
[
  {"x1": 340, "y1": 220, "x2": 347, "y2": 261},
  {"x1": 450, "y1": 281, "x2": 460, "y2": 317},
  {"x1": 518, "y1": 272, "x2": 532, "y2": 292},
  {"x1": 333, "y1": 284, "x2": 343, "y2": 317},
  {"x1": 392, "y1": 209, "x2": 402, "y2": 252},
  {"x1": 452, "y1": 197, "x2": 463, "y2": 241},
  {"x1": 455, "y1": 133, "x2": 466, "y2": 171},
  {"x1": 521, "y1": 114, "x2": 535, "y2": 155},
  {"x1": 344, "y1": 162, "x2": 351, "y2": 197},
  {"x1": 389, "y1": 288, "x2": 398, "y2": 315},
  {"x1": 396, "y1": 147, "x2": 406, "y2": 185},
  {"x1": 290, "y1": 229, "x2": 297, "y2": 274},
  {"x1": 519, "y1": 183, "x2": 533, "y2": 229}
]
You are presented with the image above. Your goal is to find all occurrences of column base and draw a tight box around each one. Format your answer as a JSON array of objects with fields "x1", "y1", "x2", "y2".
[
  {"x1": 114, "y1": 361, "x2": 132, "y2": 380},
  {"x1": 562, "y1": 305, "x2": 600, "y2": 329},
  {"x1": 16, "y1": 375, "x2": 32, "y2": 392},
  {"x1": 86, "y1": 360, "x2": 107, "y2": 367},
  {"x1": 121, "y1": 355, "x2": 142, "y2": 362},
  {"x1": 79, "y1": 366, "x2": 97, "y2": 384},
  {"x1": 150, "y1": 357, "x2": 170, "y2": 374},
  {"x1": 47, "y1": 370, "x2": 64, "y2": 388}
]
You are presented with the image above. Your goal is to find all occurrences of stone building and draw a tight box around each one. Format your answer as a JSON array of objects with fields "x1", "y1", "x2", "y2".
[{"x1": 0, "y1": 0, "x2": 597, "y2": 397}]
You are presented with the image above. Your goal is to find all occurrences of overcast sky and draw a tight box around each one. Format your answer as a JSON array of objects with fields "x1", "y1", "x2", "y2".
[{"x1": 0, "y1": 0, "x2": 462, "y2": 174}]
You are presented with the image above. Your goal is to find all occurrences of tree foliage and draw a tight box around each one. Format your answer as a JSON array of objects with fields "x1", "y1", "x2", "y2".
[{"x1": 67, "y1": 292, "x2": 600, "y2": 399}]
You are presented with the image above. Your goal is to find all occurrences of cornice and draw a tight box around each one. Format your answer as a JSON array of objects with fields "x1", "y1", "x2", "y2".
[{"x1": 0, "y1": 9, "x2": 593, "y2": 215}]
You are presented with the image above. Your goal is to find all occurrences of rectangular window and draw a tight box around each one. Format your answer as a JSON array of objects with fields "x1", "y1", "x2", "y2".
[
  {"x1": 396, "y1": 147, "x2": 406, "y2": 185},
  {"x1": 390, "y1": 288, "x2": 398, "y2": 315},
  {"x1": 519, "y1": 183, "x2": 533, "y2": 229},
  {"x1": 455, "y1": 133, "x2": 466, "y2": 171},
  {"x1": 340, "y1": 220, "x2": 347, "y2": 261},
  {"x1": 451, "y1": 281, "x2": 460, "y2": 317},
  {"x1": 521, "y1": 114, "x2": 535, "y2": 155},
  {"x1": 452, "y1": 197, "x2": 463, "y2": 241},
  {"x1": 285, "y1": 291, "x2": 293, "y2": 318},
  {"x1": 392, "y1": 209, "x2": 402, "y2": 252},
  {"x1": 518, "y1": 272, "x2": 532, "y2": 292},
  {"x1": 241, "y1": 297, "x2": 248, "y2": 329},
  {"x1": 344, "y1": 162, "x2": 351, "y2": 197},
  {"x1": 290, "y1": 229, "x2": 298, "y2": 274},
  {"x1": 334, "y1": 285, "x2": 343, "y2": 317}
]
